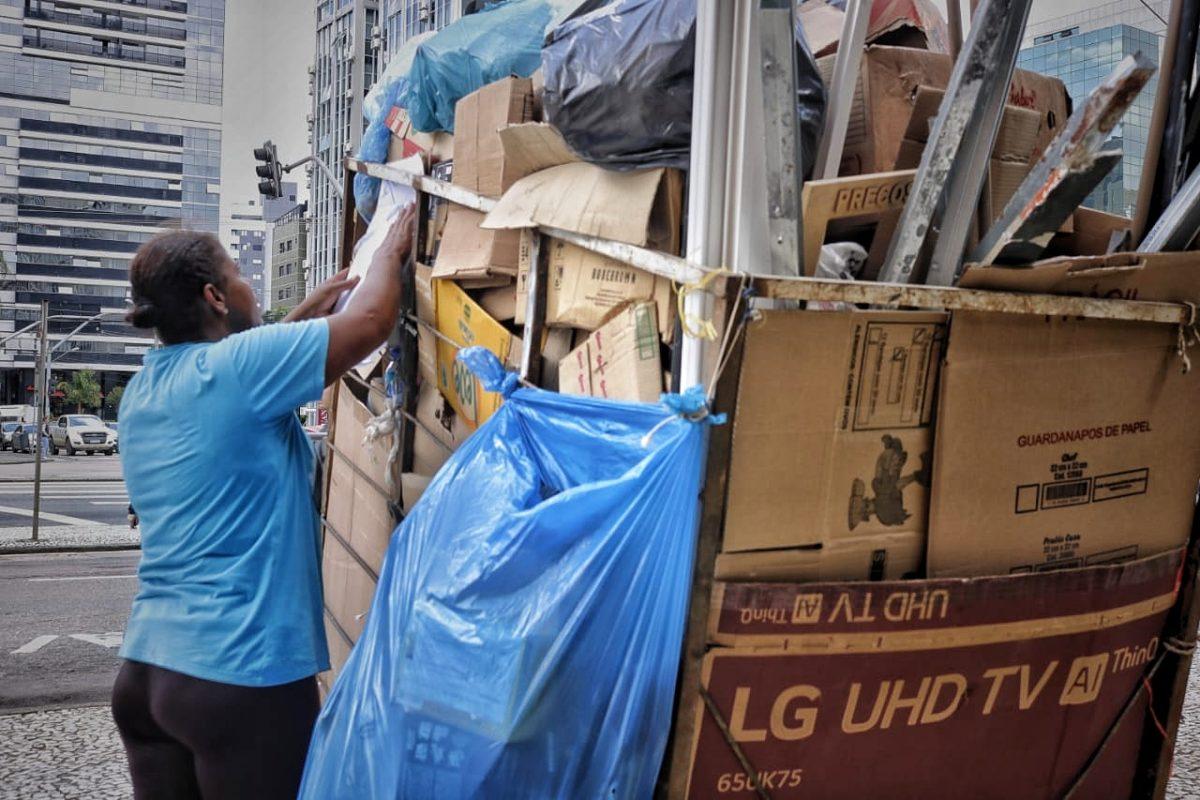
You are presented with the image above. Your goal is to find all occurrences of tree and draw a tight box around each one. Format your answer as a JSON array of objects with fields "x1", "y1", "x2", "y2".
[
  {"x1": 105, "y1": 385, "x2": 125, "y2": 419},
  {"x1": 58, "y1": 370, "x2": 102, "y2": 414}
]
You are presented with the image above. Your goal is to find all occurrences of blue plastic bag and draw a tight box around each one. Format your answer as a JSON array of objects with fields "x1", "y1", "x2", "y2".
[
  {"x1": 299, "y1": 349, "x2": 713, "y2": 799},
  {"x1": 401, "y1": 0, "x2": 582, "y2": 133}
]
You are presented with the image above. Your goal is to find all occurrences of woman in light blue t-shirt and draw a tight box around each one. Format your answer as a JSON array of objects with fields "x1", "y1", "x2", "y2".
[{"x1": 112, "y1": 205, "x2": 414, "y2": 800}]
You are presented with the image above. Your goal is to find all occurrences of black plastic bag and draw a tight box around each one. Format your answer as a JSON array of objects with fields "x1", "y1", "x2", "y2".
[{"x1": 542, "y1": 0, "x2": 826, "y2": 173}]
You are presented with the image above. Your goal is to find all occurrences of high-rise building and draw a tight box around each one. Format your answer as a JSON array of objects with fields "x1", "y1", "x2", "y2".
[
  {"x1": 0, "y1": 0, "x2": 225, "y2": 406},
  {"x1": 381, "y1": 0, "x2": 461, "y2": 62},
  {"x1": 1017, "y1": 0, "x2": 1168, "y2": 217},
  {"x1": 271, "y1": 202, "x2": 308, "y2": 316},
  {"x1": 308, "y1": 0, "x2": 380, "y2": 291},
  {"x1": 225, "y1": 199, "x2": 267, "y2": 309}
]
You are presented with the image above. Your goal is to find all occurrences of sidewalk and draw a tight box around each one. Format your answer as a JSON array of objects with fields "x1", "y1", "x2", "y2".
[
  {"x1": 0, "y1": 705, "x2": 131, "y2": 800},
  {"x1": 0, "y1": 525, "x2": 138, "y2": 554}
]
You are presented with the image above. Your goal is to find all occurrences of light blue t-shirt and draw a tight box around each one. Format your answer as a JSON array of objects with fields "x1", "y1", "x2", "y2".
[{"x1": 119, "y1": 319, "x2": 331, "y2": 687}]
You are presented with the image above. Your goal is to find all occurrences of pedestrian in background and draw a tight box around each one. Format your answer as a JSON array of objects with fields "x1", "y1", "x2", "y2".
[{"x1": 110, "y1": 205, "x2": 414, "y2": 800}]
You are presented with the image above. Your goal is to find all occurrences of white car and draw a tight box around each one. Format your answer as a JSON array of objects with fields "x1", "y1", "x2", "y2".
[
  {"x1": 50, "y1": 415, "x2": 117, "y2": 456},
  {"x1": 0, "y1": 422, "x2": 18, "y2": 450}
]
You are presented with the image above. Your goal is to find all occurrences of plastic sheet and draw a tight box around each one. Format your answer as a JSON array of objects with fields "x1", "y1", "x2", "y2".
[
  {"x1": 542, "y1": 0, "x2": 827, "y2": 173},
  {"x1": 399, "y1": 0, "x2": 585, "y2": 134},
  {"x1": 299, "y1": 349, "x2": 713, "y2": 799}
]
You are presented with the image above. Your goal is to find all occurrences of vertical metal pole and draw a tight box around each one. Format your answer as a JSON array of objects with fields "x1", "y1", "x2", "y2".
[
  {"x1": 31, "y1": 300, "x2": 47, "y2": 542},
  {"x1": 519, "y1": 234, "x2": 547, "y2": 385},
  {"x1": 946, "y1": 0, "x2": 963, "y2": 60},
  {"x1": 758, "y1": 0, "x2": 804, "y2": 276},
  {"x1": 813, "y1": 0, "x2": 872, "y2": 180}
]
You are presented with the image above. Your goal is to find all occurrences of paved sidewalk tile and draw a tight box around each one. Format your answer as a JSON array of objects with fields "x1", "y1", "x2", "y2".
[
  {"x1": 0, "y1": 705, "x2": 130, "y2": 800},
  {"x1": 1168, "y1": 658, "x2": 1200, "y2": 799},
  {"x1": 0, "y1": 525, "x2": 138, "y2": 553}
]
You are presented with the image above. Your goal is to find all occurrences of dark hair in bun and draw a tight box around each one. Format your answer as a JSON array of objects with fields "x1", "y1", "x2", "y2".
[{"x1": 127, "y1": 230, "x2": 228, "y2": 344}]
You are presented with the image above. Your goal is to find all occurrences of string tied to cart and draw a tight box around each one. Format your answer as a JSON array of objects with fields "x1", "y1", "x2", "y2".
[{"x1": 1175, "y1": 301, "x2": 1199, "y2": 374}]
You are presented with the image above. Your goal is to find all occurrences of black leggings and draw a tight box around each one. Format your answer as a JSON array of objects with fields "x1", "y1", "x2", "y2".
[{"x1": 111, "y1": 660, "x2": 320, "y2": 800}]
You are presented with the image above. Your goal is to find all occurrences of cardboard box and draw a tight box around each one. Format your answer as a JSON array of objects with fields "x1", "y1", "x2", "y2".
[
  {"x1": 385, "y1": 105, "x2": 453, "y2": 164},
  {"x1": 432, "y1": 204, "x2": 522, "y2": 284},
  {"x1": 451, "y1": 76, "x2": 536, "y2": 199},
  {"x1": 816, "y1": 46, "x2": 1069, "y2": 177},
  {"x1": 558, "y1": 302, "x2": 662, "y2": 404},
  {"x1": 474, "y1": 282, "x2": 516, "y2": 322},
  {"x1": 434, "y1": 278, "x2": 520, "y2": 429},
  {"x1": 495, "y1": 122, "x2": 577, "y2": 177},
  {"x1": 515, "y1": 233, "x2": 675, "y2": 337},
  {"x1": 722, "y1": 310, "x2": 948, "y2": 581},
  {"x1": 684, "y1": 550, "x2": 1180, "y2": 798},
  {"x1": 928, "y1": 310, "x2": 1200, "y2": 577},
  {"x1": 413, "y1": 380, "x2": 468, "y2": 476},
  {"x1": 714, "y1": 531, "x2": 923, "y2": 582},
  {"x1": 801, "y1": 0, "x2": 950, "y2": 57},
  {"x1": 424, "y1": 160, "x2": 453, "y2": 262}
]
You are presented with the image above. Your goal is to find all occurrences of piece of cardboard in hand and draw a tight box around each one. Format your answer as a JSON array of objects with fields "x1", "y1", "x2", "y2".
[
  {"x1": 927, "y1": 310, "x2": 1200, "y2": 577},
  {"x1": 722, "y1": 310, "x2": 947, "y2": 582},
  {"x1": 558, "y1": 302, "x2": 662, "y2": 404}
]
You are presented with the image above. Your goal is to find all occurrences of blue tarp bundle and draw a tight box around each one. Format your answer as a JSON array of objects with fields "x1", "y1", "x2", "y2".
[{"x1": 298, "y1": 349, "x2": 714, "y2": 799}]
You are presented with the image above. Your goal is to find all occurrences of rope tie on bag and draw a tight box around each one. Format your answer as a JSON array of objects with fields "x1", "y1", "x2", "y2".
[
  {"x1": 1175, "y1": 301, "x2": 1199, "y2": 374},
  {"x1": 675, "y1": 267, "x2": 729, "y2": 342},
  {"x1": 1161, "y1": 635, "x2": 1198, "y2": 657},
  {"x1": 640, "y1": 386, "x2": 727, "y2": 448}
]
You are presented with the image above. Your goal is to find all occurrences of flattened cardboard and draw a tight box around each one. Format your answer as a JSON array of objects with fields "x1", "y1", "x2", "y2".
[
  {"x1": 558, "y1": 302, "x2": 662, "y2": 404},
  {"x1": 723, "y1": 310, "x2": 947, "y2": 569},
  {"x1": 451, "y1": 76, "x2": 535, "y2": 199},
  {"x1": 1045, "y1": 208, "x2": 1132, "y2": 258},
  {"x1": 413, "y1": 380, "x2": 466, "y2": 477},
  {"x1": 495, "y1": 122, "x2": 578, "y2": 178},
  {"x1": 434, "y1": 278, "x2": 518, "y2": 429},
  {"x1": 482, "y1": 163, "x2": 684, "y2": 251},
  {"x1": 714, "y1": 531, "x2": 924, "y2": 583},
  {"x1": 432, "y1": 204, "x2": 522, "y2": 283},
  {"x1": 686, "y1": 551, "x2": 1181, "y2": 799},
  {"x1": 928, "y1": 311, "x2": 1200, "y2": 576},
  {"x1": 474, "y1": 282, "x2": 517, "y2": 322},
  {"x1": 327, "y1": 380, "x2": 394, "y2": 573},
  {"x1": 817, "y1": 46, "x2": 1069, "y2": 176},
  {"x1": 515, "y1": 234, "x2": 675, "y2": 338},
  {"x1": 958, "y1": 251, "x2": 1200, "y2": 302}
]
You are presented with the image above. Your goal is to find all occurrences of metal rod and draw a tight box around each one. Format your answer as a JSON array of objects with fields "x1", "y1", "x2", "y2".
[
  {"x1": 878, "y1": 0, "x2": 1033, "y2": 285},
  {"x1": 925, "y1": 0, "x2": 1034, "y2": 285},
  {"x1": 758, "y1": 0, "x2": 804, "y2": 276},
  {"x1": 1132, "y1": 0, "x2": 1185, "y2": 245},
  {"x1": 31, "y1": 301, "x2": 47, "y2": 543},
  {"x1": 813, "y1": 0, "x2": 871, "y2": 180},
  {"x1": 1140, "y1": 164, "x2": 1200, "y2": 252},
  {"x1": 0, "y1": 312, "x2": 122, "y2": 348},
  {"x1": 519, "y1": 233, "x2": 546, "y2": 383},
  {"x1": 973, "y1": 53, "x2": 1156, "y2": 266},
  {"x1": 946, "y1": 0, "x2": 963, "y2": 61},
  {"x1": 286, "y1": 153, "x2": 345, "y2": 201}
]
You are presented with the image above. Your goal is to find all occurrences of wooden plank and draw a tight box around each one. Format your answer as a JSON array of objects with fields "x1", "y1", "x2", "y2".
[
  {"x1": 800, "y1": 169, "x2": 915, "y2": 275},
  {"x1": 660, "y1": 291, "x2": 745, "y2": 799}
]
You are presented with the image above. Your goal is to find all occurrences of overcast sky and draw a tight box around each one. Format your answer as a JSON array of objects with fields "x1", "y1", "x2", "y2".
[{"x1": 220, "y1": 1, "x2": 316, "y2": 213}]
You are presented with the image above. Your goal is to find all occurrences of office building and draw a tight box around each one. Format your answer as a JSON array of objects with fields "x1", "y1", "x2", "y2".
[
  {"x1": 0, "y1": 0, "x2": 225, "y2": 406},
  {"x1": 271, "y1": 202, "x2": 307, "y2": 316},
  {"x1": 1017, "y1": 0, "x2": 1167, "y2": 216},
  {"x1": 308, "y1": 0, "x2": 379, "y2": 291},
  {"x1": 225, "y1": 199, "x2": 267, "y2": 309},
  {"x1": 381, "y1": 0, "x2": 461, "y2": 62}
]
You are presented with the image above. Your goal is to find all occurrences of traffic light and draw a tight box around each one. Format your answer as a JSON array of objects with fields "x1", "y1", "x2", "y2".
[{"x1": 253, "y1": 140, "x2": 283, "y2": 198}]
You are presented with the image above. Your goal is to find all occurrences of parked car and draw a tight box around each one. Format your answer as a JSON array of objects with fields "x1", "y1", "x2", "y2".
[
  {"x1": 49, "y1": 414, "x2": 117, "y2": 456},
  {"x1": 11, "y1": 424, "x2": 39, "y2": 454},
  {"x1": 105, "y1": 421, "x2": 120, "y2": 453},
  {"x1": 0, "y1": 421, "x2": 18, "y2": 451}
]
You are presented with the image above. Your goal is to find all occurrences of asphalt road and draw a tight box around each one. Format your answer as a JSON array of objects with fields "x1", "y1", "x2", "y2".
[
  {"x1": 0, "y1": 450, "x2": 128, "y2": 528},
  {"x1": 0, "y1": 551, "x2": 137, "y2": 712}
]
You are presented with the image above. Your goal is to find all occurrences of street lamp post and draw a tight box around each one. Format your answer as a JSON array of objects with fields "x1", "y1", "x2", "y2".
[{"x1": 31, "y1": 301, "x2": 47, "y2": 542}]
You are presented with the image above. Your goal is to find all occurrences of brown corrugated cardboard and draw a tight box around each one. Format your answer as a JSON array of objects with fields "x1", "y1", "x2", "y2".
[
  {"x1": 515, "y1": 234, "x2": 675, "y2": 337},
  {"x1": 722, "y1": 310, "x2": 947, "y2": 581},
  {"x1": 321, "y1": 529, "x2": 378, "y2": 643},
  {"x1": 1044, "y1": 207, "x2": 1132, "y2": 258},
  {"x1": 495, "y1": 122, "x2": 578, "y2": 177},
  {"x1": 482, "y1": 163, "x2": 684, "y2": 250},
  {"x1": 800, "y1": 0, "x2": 950, "y2": 57},
  {"x1": 432, "y1": 204, "x2": 522, "y2": 284},
  {"x1": 958, "y1": 250, "x2": 1200, "y2": 300},
  {"x1": 413, "y1": 380, "x2": 465, "y2": 477},
  {"x1": 558, "y1": 303, "x2": 662, "y2": 403},
  {"x1": 474, "y1": 282, "x2": 516, "y2": 322},
  {"x1": 385, "y1": 105, "x2": 453, "y2": 164},
  {"x1": 816, "y1": 46, "x2": 1068, "y2": 176},
  {"x1": 685, "y1": 551, "x2": 1180, "y2": 798},
  {"x1": 928, "y1": 310, "x2": 1200, "y2": 576},
  {"x1": 451, "y1": 76, "x2": 535, "y2": 198},
  {"x1": 434, "y1": 278, "x2": 520, "y2": 428},
  {"x1": 415, "y1": 263, "x2": 437, "y2": 387},
  {"x1": 714, "y1": 531, "x2": 923, "y2": 582}
]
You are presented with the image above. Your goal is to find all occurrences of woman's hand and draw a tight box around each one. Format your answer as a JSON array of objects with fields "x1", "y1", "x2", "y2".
[{"x1": 283, "y1": 269, "x2": 359, "y2": 322}]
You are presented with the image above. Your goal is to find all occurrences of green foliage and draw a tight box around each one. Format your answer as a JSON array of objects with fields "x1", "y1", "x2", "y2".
[
  {"x1": 58, "y1": 370, "x2": 102, "y2": 413},
  {"x1": 105, "y1": 385, "x2": 125, "y2": 419}
]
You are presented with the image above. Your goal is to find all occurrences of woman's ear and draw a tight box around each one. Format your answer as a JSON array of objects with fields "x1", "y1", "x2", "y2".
[{"x1": 202, "y1": 282, "x2": 230, "y2": 317}]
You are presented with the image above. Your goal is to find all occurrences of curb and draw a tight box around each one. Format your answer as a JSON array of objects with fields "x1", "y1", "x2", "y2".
[{"x1": 0, "y1": 543, "x2": 139, "y2": 555}]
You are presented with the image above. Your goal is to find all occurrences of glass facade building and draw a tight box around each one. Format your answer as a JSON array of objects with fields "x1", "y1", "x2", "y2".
[
  {"x1": 0, "y1": 0, "x2": 225, "y2": 407},
  {"x1": 309, "y1": 0, "x2": 378, "y2": 291},
  {"x1": 271, "y1": 202, "x2": 307, "y2": 316},
  {"x1": 1018, "y1": 1, "x2": 1167, "y2": 217}
]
